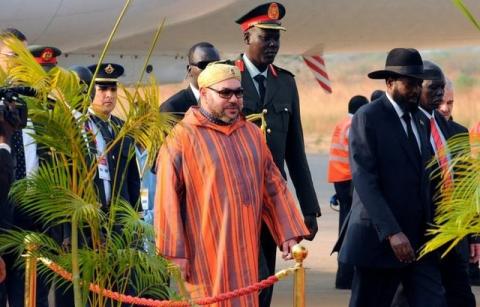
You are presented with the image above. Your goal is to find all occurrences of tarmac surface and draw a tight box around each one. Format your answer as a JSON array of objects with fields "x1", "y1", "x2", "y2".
[{"x1": 270, "y1": 153, "x2": 480, "y2": 307}]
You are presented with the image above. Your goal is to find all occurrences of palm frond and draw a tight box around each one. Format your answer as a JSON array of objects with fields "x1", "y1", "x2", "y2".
[
  {"x1": 452, "y1": 0, "x2": 480, "y2": 31},
  {"x1": 422, "y1": 133, "x2": 480, "y2": 257}
]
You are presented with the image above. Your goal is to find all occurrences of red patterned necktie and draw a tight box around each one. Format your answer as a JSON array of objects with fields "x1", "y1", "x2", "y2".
[{"x1": 430, "y1": 117, "x2": 453, "y2": 188}]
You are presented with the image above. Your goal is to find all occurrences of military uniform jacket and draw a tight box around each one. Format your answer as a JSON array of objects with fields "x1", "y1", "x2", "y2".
[
  {"x1": 235, "y1": 55, "x2": 320, "y2": 216},
  {"x1": 91, "y1": 115, "x2": 140, "y2": 210}
]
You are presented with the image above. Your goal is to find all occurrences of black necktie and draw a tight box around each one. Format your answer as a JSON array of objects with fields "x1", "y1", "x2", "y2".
[
  {"x1": 253, "y1": 74, "x2": 266, "y2": 105},
  {"x1": 402, "y1": 112, "x2": 421, "y2": 159},
  {"x1": 11, "y1": 130, "x2": 26, "y2": 180},
  {"x1": 90, "y1": 115, "x2": 113, "y2": 145}
]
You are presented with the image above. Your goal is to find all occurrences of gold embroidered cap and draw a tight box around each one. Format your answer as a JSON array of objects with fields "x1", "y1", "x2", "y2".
[{"x1": 198, "y1": 62, "x2": 241, "y2": 89}]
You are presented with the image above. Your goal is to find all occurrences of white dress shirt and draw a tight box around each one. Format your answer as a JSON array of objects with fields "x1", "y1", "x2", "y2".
[
  {"x1": 189, "y1": 83, "x2": 200, "y2": 102},
  {"x1": 386, "y1": 92, "x2": 421, "y2": 152},
  {"x1": 419, "y1": 107, "x2": 451, "y2": 164},
  {"x1": 87, "y1": 109, "x2": 112, "y2": 203},
  {"x1": 23, "y1": 119, "x2": 39, "y2": 177},
  {"x1": 243, "y1": 54, "x2": 268, "y2": 95}
]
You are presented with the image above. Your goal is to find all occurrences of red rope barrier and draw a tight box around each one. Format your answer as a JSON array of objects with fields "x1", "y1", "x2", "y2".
[{"x1": 41, "y1": 258, "x2": 281, "y2": 306}]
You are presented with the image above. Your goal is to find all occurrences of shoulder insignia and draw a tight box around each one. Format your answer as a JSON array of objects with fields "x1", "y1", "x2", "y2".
[
  {"x1": 269, "y1": 64, "x2": 278, "y2": 77},
  {"x1": 235, "y1": 59, "x2": 245, "y2": 72},
  {"x1": 271, "y1": 64, "x2": 295, "y2": 77}
]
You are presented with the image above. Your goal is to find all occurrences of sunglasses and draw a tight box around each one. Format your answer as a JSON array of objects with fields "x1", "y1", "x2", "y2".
[
  {"x1": 189, "y1": 60, "x2": 213, "y2": 70},
  {"x1": 208, "y1": 87, "x2": 244, "y2": 99}
]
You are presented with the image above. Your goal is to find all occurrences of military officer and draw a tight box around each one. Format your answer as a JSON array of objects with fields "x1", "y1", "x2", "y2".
[
  {"x1": 55, "y1": 63, "x2": 140, "y2": 306},
  {"x1": 28, "y1": 45, "x2": 62, "y2": 72},
  {"x1": 234, "y1": 3, "x2": 320, "y2": 306}
]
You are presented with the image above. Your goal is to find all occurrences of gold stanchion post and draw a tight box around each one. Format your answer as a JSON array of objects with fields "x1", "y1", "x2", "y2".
[
  {"x1": 23, "y1": 235, "x2": 38, "y2": 307},
  {"x1": 292, "y1": 244, "x2": 308, "y2": 307}
]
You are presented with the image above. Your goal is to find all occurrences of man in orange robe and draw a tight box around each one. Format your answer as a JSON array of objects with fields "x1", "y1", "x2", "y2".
[{"x1": 155, "y1": 62, "x2": 308, "y2": 307}]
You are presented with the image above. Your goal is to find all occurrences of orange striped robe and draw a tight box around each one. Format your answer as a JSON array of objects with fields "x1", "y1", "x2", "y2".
[{"x1": 155, "y1": 107, "x2": 308, "y2": 307}]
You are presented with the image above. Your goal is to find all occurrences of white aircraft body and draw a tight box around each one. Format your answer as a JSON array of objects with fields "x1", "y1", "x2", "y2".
[{"x1": 1, "y1": 0, "x2": 479, "y2": 84}]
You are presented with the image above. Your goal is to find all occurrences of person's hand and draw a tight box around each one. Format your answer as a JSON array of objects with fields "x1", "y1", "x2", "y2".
[
  {"x1": 470, "y1": 243, "x2": 480, "y2": 263},
  {"x1": 303, "y1": 214, "x2": 318, "y2": 241},
  {"x1": 281, "y1": 238, "x2": 299, "y2": 260},
  {"x1": 388, "y1": 232, "x2": 415, "y2": 263},
  {"x1": 0, "y1": 257, "x2": 7, "y2": 283},
  {"x1": 171, "y1": 258, "x2": 189, "y2": 280}
]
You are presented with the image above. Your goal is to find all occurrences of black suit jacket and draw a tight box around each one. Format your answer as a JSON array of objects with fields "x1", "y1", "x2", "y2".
[
  {"x1": 160, "y1": 86, "x2": 197, "y2": 117},
  {"x1": 337, "y1": 95, "x2": 432, "y2": 268},
  {"x1": 235, "y1": 56, "x2": 320, "y2": 216},
  {"x1": 0, "y1": 148, "x2": 14, "y2": 230},
  {"x1": 97, "y1": 115, "x2": 140, "y2": 210}
]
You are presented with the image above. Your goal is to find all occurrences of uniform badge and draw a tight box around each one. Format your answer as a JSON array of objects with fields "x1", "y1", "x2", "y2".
[
  {"x1": 41, "y1": 48, "x2": 53, "y2": 61},
  {"x1": 268, "y1": 3, "x2": 280, "y2": 20},
  {"x1": 104, "y1": 64, "x2": 115, "y2": 74}
]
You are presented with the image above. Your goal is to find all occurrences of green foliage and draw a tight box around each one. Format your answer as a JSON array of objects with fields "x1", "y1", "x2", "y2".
[
  {"x1": 451, "y1": 0, "x2": 480, "y2": 31},
  {"x1": 1, "y1": 36, "x2": 182, "y2": 306},
  {"x1": 421, "y1": 133, "x2": 480, "y2": 257}
]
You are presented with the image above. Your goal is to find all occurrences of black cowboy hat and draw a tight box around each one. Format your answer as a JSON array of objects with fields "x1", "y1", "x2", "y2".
[{"x1": 368, "y1": 48, "x2": 439, "y2": 80}]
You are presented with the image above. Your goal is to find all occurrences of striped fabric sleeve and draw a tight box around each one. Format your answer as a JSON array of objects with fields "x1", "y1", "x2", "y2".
[
  {"x1": 154, "y1": 135, "x2": 188, "y2": 259},
  {"x1": 261, "y1": 140, "x2": 309, "y2": 246}
]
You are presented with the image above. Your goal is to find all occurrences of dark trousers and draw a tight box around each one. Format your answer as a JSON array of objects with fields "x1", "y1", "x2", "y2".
[
  {"x1": 334, "y1": 180, "x2": 354, "y2": 289},
  {"x1": 0, "y1": 253, "x2": 49, "y2": 307},
  {"x1": 440, "y1": 240, "x2": 476, "y2": 307},
  {"x1": 390, "y1": 240, "x2": 475, "y2": 307},
  {"x1": 350, "y1": 260, "x2": 447, "y2": 307},
  {"x1": 258, "y1": 223, "x2": 277, "y2": 307}
]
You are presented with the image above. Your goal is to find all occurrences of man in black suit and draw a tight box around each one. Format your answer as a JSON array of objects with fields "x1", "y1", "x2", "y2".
[
  {"x1": 234, "y1": 3, "x2": 320, "y2": 306},
  {"x1": 335, "y1": 48, "x2": 446, "y2": 307},
  {"x1": 86, "y1": 63, "x2": 140, "y2": 211},
  {"x1": 160, "y1": 42, "x2": 220, "y2": 116},
  {"x1": 417, "y1": 61, "x2": 477, "y2": 307},
  {"x1": 0, "y1": 95, "x2": 17, "y2": 290},
  {"x1": 0, "y1": 27, "x2": 52, "y2": 307},
  {"x1": 439, "y1": 76, "x2": 480, "y2": 285}
]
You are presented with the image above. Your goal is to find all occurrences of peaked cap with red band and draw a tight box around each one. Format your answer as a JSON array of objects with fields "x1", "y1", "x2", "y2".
[
  {"x1": 236, "y1": 2, "x2": 286, "y2": 32},
  {"x1": 29, "y1": 45, "x2": 62, "y2": 65}
]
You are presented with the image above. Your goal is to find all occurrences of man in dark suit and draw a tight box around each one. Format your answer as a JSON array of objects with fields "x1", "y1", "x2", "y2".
[
  {"x1": 335, "y1": 48, "x2": 446, "y2": 307},
  {"x1": 160, "y1": 42, "x2": 220, "y2": 116},
  {"x1": 0, "y1": 28, "x2": 53, "y2": 307},
  {"x1": 439, "y1": 76, "x2": 480, "y2": 285},
  {"x1": 86, "y1": 63, "x2": 140, "y2": 211},
  {"x1": 55, "y1": 63, "x2": 140, "y2": 306},
  {"x1": 234, "y1": 3, "x2": 320, "y2": 306},
  {"x1": 417, "y1": 61, "x2": 477, "y2": 307},
  {"x1": 0, "y1": 95, "x2": 17, "y2": 290}
]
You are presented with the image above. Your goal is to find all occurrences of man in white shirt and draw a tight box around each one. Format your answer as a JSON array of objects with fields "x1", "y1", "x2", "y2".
[{"x1": 417, "y1": 60, "x2": 477, "y2": 307}]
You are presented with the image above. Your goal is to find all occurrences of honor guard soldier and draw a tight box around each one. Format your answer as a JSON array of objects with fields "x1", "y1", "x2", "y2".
[
  {"x1": 28, "y1": 45, "x2": 61, "y2": 72},
  {"x1": 85, "y1": 63, "x2": 140, "y2": 215},
  {"x1": 55, "y1": 63, "x2": 140, "y2": 306},
  {"x1": 234, "y1": 3, "x2": 320, "y2": 306}
]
